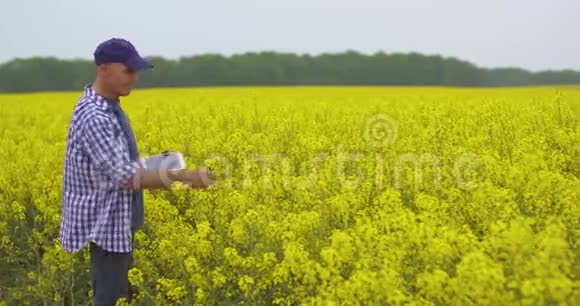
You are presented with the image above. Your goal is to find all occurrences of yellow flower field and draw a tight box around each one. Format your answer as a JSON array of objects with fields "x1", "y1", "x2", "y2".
[{"x1": 0, "y1": 86, "x2": 578, "y2": 305}]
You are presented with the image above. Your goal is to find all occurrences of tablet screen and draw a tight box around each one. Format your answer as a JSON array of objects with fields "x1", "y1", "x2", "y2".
[{"x1": 141, "y1": 152, "x2": 185, "y2": 170}]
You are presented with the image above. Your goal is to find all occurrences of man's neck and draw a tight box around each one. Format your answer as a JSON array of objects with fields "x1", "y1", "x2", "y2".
[{"x1": 91, "y1": 81, "x2": 119, "y2": 101}]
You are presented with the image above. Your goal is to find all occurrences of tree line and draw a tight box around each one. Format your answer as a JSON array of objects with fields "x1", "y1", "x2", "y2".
[{"x1": 0, "y1": 51, "x2": 579, "y2": 92}]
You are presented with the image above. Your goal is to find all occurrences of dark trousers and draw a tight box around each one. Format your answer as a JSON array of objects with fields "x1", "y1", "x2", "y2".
[{"x1": 89, "y1": 240, "x2": 135, "y2": 306}]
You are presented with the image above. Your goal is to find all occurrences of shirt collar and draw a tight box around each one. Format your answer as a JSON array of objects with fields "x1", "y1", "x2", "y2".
[{"x1": 83, "y1": 83, "x2": 122, "y2": 112}]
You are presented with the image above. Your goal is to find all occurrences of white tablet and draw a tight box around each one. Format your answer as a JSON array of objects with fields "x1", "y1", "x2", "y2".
[{"x1": 140, "y1": 151, "x2": 186, "y2": 170}]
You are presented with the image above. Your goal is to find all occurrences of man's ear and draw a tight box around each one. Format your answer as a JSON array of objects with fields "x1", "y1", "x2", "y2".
[{"x1": 96, "y1": 63, "x2": 108, "y2": 74}]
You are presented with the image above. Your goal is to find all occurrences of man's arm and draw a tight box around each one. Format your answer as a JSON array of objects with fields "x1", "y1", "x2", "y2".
[
  {"x1": 81, "y1": 114, "x2": 213, "y2": 190},
  {"x1": 128, "y1": 167, "x2": 214, "y2": 190}
]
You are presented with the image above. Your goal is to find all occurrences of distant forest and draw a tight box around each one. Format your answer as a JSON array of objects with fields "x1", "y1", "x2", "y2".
[{"x1": 1, "y1": 51, "x2": 579, "y2": 92}]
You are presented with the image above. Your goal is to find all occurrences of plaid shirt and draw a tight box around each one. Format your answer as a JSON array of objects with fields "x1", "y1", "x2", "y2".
[{"x1": 60, "y1": 85, "x2": 139, "y2": 253}]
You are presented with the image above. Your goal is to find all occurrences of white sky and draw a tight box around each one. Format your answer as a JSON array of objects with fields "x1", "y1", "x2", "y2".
[{"x1": 1, "y1": 0, "x2": 578, "y2": 71}]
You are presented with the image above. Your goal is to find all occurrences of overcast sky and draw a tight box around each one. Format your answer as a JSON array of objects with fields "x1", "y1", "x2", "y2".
[{"x1": 1, "y1": 0, "x2": 578, "y2": 71}]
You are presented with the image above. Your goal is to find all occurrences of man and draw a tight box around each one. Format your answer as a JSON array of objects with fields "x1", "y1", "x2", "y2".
[{"x1": 59, "y1": 38, "x2": 214, "y2": 306}]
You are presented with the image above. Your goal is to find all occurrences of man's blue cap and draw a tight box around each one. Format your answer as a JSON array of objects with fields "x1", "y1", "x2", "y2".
[{"x1": 93, "y1": 38, "x2": 153, "y2": 71}]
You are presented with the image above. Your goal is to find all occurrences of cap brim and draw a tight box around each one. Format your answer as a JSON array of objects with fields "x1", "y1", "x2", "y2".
[{"x1": 125, "y1": 55, "x2": 154, "y2": 71}]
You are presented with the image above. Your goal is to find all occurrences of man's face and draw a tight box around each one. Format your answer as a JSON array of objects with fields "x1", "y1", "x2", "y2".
[{"x1": 99, "y1": 63, "x2": 139, "y2": 97}]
